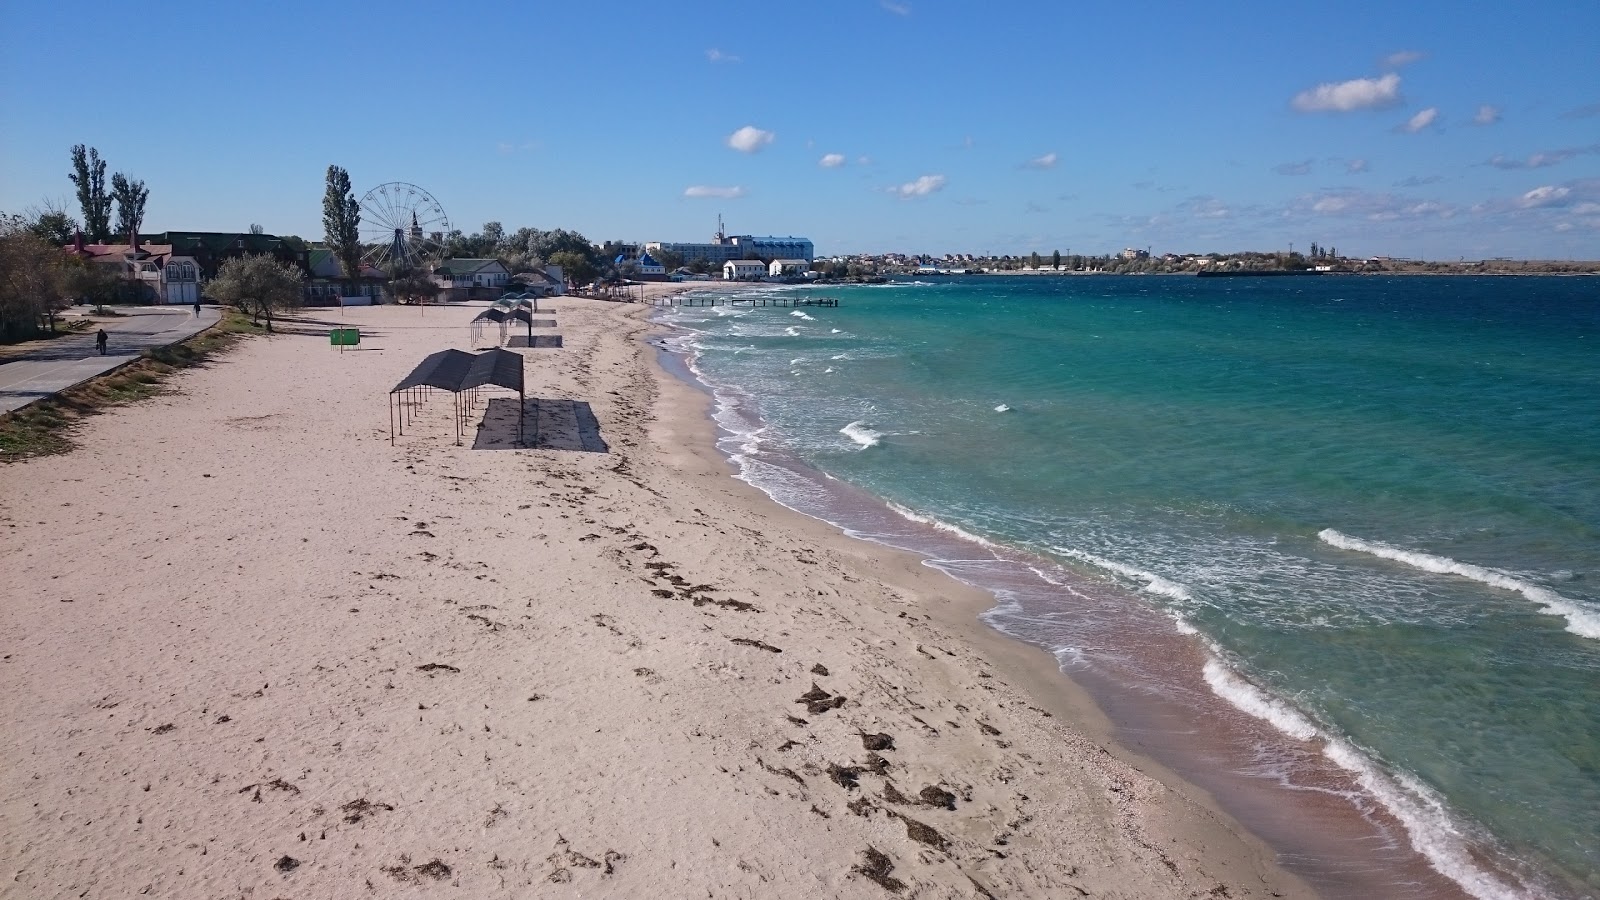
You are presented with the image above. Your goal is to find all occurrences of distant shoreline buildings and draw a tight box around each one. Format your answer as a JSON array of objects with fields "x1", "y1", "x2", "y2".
[{"x1": 645, "y1": 217, "x2": 813, "y2": 266}]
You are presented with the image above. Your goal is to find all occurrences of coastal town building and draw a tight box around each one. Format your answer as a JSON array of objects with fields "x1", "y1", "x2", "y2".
[
  {"x1": 599, "y1": 240, "x2": 640, "y2": 262},
  {"x1": 722, "y1": 259, "x2": 766, "y2": 280},
  {"x1": 432, "y1": 258, "x2": 511, "y2": 301},
  {"x1": 510, "y1": 265, "x2": 566, "y2": 297},
  {"x1": 64, "y1": 232, "x2": 202, "y2": 304},
  {"x1": 648, "y1": 218, "x2": 814, "y2": 266},
  {"x1": 768, "y1": 259, "x2": 809, "y2": 277},
  {"x1": 302, "y1": 248, "x2": 388, "y2": 306},
  {"x1": 635, "y1": 251, "x2": 666, "y2": 278},
  {"x1": 136, "y1": 230, "x2": 301, "y2": 279}
]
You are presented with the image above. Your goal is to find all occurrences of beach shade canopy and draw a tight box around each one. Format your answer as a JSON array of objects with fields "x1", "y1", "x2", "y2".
[
  {"x1": 391, "y1": 349, "x2": 476, "y2": 392},
  {"x1": 475, "y1": 307, "x2": 510, "y2": 322},
  {"x1": 461, "y1": 347, "x2": 524, "y2": 393},
  {"x1": 389, "y1": 348, "x2": 526, "y2": 446}
]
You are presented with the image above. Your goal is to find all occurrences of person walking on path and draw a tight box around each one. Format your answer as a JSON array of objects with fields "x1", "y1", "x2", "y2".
[
  {"x1": 193, "y1": 300, "x2": 201, "y2": 317},
  {"x1": 95, "y1": 329, "x2": 108, "y2": 355}
]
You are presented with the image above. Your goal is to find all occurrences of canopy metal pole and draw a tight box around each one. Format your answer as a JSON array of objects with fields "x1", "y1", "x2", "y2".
[{"x1": 389, "y1": 393, "x2": 395, "y2": 445}]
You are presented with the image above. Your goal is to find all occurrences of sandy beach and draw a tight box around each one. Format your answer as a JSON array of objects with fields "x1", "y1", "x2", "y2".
[{"x1": 1, "y1": 292, "x2": 1315, "y2": 898}]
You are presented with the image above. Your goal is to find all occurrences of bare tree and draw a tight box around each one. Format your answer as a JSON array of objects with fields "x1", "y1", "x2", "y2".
[
  {"x1": 0, "y1": 213, "x2": 70, "y2": 340},
  {"x1": 386, "y1": 267, "x2": 439, "y2": 305}
]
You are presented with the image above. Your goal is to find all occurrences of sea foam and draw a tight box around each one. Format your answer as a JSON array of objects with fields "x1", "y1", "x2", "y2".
[
  {"x1": 1318, "y1": 529, "x2": 1600, "y2": 640},
  {"x1": 839, "y1": 420, "x2": 883, "y2": 449},
  {"x1": 886, "y1": 502, "x2": 1005, "y2": 552},
  {"x1": 1054, "y1": 547, "x2": 1193, "y2": 601},
  {"x1": 791, "y1": 310, "x2": 815, "y2": 320}
]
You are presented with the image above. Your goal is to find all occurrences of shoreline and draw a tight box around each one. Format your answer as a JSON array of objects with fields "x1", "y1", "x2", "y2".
[
  {"x1": 0, "y1": 294, "x2": 1342, "y2": 898},
  {"x1": 643, "y1": 282, "x2": 1543, "y2": 899}
]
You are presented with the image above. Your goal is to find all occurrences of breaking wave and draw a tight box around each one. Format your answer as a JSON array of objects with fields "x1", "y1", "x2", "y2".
[{"x1": 1318, "y1": 529, "x2": 1600, "y2": 640}]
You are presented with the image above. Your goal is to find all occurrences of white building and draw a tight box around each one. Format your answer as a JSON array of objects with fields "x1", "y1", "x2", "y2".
[
  {"x1": 723, "y1": 259, "x2": 766, "y2": 280},
  {"x1": 432, "y1": 258, "x2": 511, "y2": 289},
  {"x1": 768, "y1": 259, "x2": 809, "y2": 277},
  {"x1": 649, "y1": 219, "x2": 815, "y2": 266}
]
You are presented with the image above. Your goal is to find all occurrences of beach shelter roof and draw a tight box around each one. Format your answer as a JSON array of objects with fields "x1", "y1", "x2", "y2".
[
  {"x1": 391, "y1": 349, "x2": 477, "y2": 392},
  {"x1": 389, "y1": 348, "x2": 526, "y2": 446},
  {"x1": 461, "y1": 347, "x2": 524, "y2": 393}
]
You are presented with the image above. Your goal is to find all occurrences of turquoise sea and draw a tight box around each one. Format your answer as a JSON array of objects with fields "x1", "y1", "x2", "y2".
[{"x1": 657, "y1": 275, "x2": 1599, "y2": 899}]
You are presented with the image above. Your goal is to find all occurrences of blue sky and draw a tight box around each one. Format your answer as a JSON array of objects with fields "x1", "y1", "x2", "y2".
[{"x1": 3, "y1": 0, "x2": 1597, "y2": 259}]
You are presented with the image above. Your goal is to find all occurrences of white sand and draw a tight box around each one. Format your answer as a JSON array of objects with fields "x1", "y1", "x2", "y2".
[{"x1": 0, "y1": 295, "x2": 1314, "y2": 898}]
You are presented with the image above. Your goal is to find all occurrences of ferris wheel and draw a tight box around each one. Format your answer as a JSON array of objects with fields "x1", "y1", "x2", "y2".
[{"x1": 358, "y1": 182, "x2": 450, "y2": 271}]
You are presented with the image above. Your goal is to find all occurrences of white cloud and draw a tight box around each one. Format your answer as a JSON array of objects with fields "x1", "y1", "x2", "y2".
[
  {"x1": 1291, "y1": 73, "x2": 1402, "y2": 112},
  {"x1": 1400, "y1": 107, "x2": 1439, "y2": 133},
  {"x1": 894, "y1": 174, "x2": 947, "y2": 198},
  {"x1": 1274, "y1": 159, "x2": 1314, "y2": 176},
  {"x1": 1473, "y1": 105, "x2": 1501, "y2": 126},
  {"x1": 1346, "y1": 158, "x2": 1370, "y2": 174},
  {"x1": 726, "y1": 125, "x2": 775, "y2": 153},
  {"x1": 881, "y1": 0, "x2": 911, "y2": 15},
  {"x1": 706, "y1": 48, "x2": 740, "y2": 64},
  {"x1": 857, "y1": 155, "x2": 873, "y2": 166},
  {"x1": 1381, "y1": 50, "x2": 1425, "y2": 69},
  {"x1": 819, "y1": 153, "x2": 846, "y2": 168},
  {"x1": 1021, "y1": 152, "x2": 1057, "y2": 170},
  {"x1": 684, "y1": 185, "x2": 747, "y2": 199},
  {"x1": 1519, "y1": 185, "x2": 1571, "y2": 208}
]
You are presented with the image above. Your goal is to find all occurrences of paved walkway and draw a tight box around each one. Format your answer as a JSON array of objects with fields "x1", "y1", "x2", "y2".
[{"x1": 0, "y1": 306, "x2": 221, "y2": 414}]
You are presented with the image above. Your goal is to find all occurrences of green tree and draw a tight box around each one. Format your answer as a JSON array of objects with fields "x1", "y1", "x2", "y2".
[
  {"x1": 1051, "y1": 249, "x2": 1061, "y2": 270},
  {"x1": 278, "y1": 234, "x2": 308, "y2": 254},
  {"x1": 651, "y1": 247, "x2": 685, "y2": 271},
  {"x1": 68, "y1": 145, "x2": 113, "y2": 243},
  {"x1": 1029, "y1": 251, "x2": 1041, "y2": 269},
  {"x1": 548, "y1": 250, "x2": 595, "y2": 288},
  {"x1": 481, "y1": 221, "x2": 505, "y2": 251},
  {"x1": 204, "y1": 254, "x2": 303, "y2": 332},
  {"x1": 28, "y1": 205, "x2": 78, "y2": 246},
  {"x1": 322, "y1": 165, "x2": 362, "y2": 294},
  {"x1": 111, "y1": 173, "x2": 148, "y2": 241}
]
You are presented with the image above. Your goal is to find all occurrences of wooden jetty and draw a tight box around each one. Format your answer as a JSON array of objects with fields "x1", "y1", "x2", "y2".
[{"x1": 651, "y1": 294, "x2": 839, "y2": 308}]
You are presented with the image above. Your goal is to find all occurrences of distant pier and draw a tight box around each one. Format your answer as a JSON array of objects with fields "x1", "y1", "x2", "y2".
[{"x1": 651, "y1": 294, "x2": 839, "y2": 308}]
